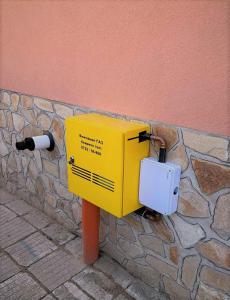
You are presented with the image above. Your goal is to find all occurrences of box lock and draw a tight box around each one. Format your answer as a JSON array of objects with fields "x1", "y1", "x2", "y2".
[{"x1": 68, "y1": 156, "x2": 75, "y2": 165}]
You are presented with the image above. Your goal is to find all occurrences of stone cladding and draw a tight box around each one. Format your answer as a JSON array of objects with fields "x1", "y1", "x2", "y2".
[{"x1": 0, "y1": 89, "x2": 229, "y2": 300}]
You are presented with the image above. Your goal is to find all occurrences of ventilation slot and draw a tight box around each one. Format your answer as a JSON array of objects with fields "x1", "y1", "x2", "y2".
[
  {"x1": 72, "y1": 165, "x2": 91, "y2": 181},
  {"x1": 92, "y1": 173, "x2": 114, "y2": 192}
]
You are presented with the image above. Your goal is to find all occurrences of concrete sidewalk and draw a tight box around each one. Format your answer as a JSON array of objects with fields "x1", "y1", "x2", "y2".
[{"x1": 0, "y1": 189, "x2": 168, "y2": 300}]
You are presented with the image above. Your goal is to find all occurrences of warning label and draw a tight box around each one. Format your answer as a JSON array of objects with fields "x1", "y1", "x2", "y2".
[{"x1": 79, "y1": 134, "x2": 103, "y2": 156}]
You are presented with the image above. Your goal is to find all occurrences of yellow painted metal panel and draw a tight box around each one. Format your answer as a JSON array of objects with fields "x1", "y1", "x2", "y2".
[
  {"x1": 123, "y1": 127, "x2": 150, "y2": 216},
  {"x1": 65, "y1": 114, "x2": 150, "y2": 217}
]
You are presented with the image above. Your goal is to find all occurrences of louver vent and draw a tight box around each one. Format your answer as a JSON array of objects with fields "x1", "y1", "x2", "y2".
[
  {"x1": 92, "y1": 173, "x2": 114, "y2": 192},
  {"x1": 71, "y1": 165, "x2": 91, "y2": 181},
  {"x1": 71, "y1": 165, "x2": 114, "y2": 192}
]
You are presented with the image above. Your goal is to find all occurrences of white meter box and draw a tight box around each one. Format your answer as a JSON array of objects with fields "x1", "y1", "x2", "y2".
[{"x1": 139, "y1": 157, "x2": 181, "y2": 215}]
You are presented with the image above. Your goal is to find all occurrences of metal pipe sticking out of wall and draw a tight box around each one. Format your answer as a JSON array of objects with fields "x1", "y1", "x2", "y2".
[{"x1": 16, "y1": 131, "x2": 55, "y2": 152}]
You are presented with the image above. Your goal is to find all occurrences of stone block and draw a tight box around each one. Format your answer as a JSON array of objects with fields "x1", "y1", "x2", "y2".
[
  {"x1": 0, "y1": 92, "x2": 10, "y2": 109},
  {"x1": 169, "y1": 246, "x2": 179, "y2": 265},
  {"x1": 45, "y1": 193, "x2": 58, "y2": 208},
  {"x1": 138, "y1": 234, "x2": 164, "y2": 256},
  {"x1": 12, "y1": 113, "x2": 25, "y2": 132},
  {"x1": 152, "y1": 125, "x2": 178, "y2": 150},
  {"x1": 55, "y1": 209, "x2": 76, "y2": 230},
  {"x1": 0, "y1": 255, "x2": 20, "y2": 282},
  {"x1": 34, "y1": 97, "x2": 53, "y2": 112},
  {"x1": 51, "y1": 117, "x2": 64, "y2": 145},
  {"x1": 11, "y1": 93, "x2": 19, "y2": 111},
  {"x1": 42, "y1": 223, "x2": 75, "y2": 245},
  {"x1": 37, "y1": 113, "x2": 52, "y2": 130},
  {"x1": 123, "y1": 214, "x2": 144, "y2": 232},
  {"x1": 170, "y1": 214, "x2": 205, "y2": 248},
  {"x1": 0, "y1": 272, "x2": 46, "y2": 300},
  {"x1": 6, "y1": 111, "x2": 14, "y2": 131},
  {"x1": 200, "y1": 265, "x2": 230, "y2": 293},
  {"x1": 102, "y1": 242, "x2": 125, "y2": 265},
  {"x1": 197, "y1": 239, "x2": 230, "y2": 269},
  {"x1": 28, "y1": 159, "x2": 39, "y2": 179},
  {"x1": 22, "y1": 124, "x2": 42, "y2": 138},
  {"x1": 94, "y1": 255, "x2": 134, "y2": 289},
  {"x1": 29, "y1": 250, "x2": 84, "y2": 291},
  {"x1": 117, "y1": 223, "x2": 136, "y2": 242},
  {"x1": 196, "y1": 282, "x2": 229, "y2": 300},
  {"x1": 0, "y1": 111, "x2": 6, "y2": 127},
  {"x1": 192, "y1": 158, "x2": 230, "y2": 195},
  {"x1": 7, "y1": 152, "x2": 17, "y2": 172},
  {"x1": 6, "y1": 232, "x2": 57, "y2": 266},
  {"x1": 0, "y1": 217, "x2": 36, "y2": 248},
  {"x1": 0, "y1": 132, "x2": 9, "y2": 156},
  {"x1": 72, "y1": 267, "x2": 119, "y2": 300},
  {"x1": 146, "y1": 254, "x2": 177, "y2": 280},
  {"x1": 183, "y1": 130, "x2": 229, "y2": 161},
  {"x1": 54, "y1": 181, "x2": 73, "y2": 200},
  {"x1": 212, "y1": 193, "x2": 230, "y2": 240},
  {"x1": 23, "y1": 109, "x2": 37, "y2": 125},
  {"x1": 118, "y1": 239, "x2": 144, "y2": 258},
  {"x1": 181, "y1": 255, "x2": 201, "y2": 290},
  {"x1": 126, "y1": 260, "x2": 161, "y2": 289},
  {"x1": 150, "y1": 218, "x2": 174, "y2": 243},
  {"x1": 54, "y1": 103, "x2": 74, "y2": 119},
  {"x1": 163, "y1": 276, "x2": 190, "y2": 300},
  {"x1": 178, "y1": 178, "x2": 209, "y2": 218},
  {"x1": 59, "y1": 158, "x2": 68, "y2": 185},
  {"x1": 167, "y1": 144, "x2": 189, "y2": 172},
  {"x1": 72, "y1": 201, "x2": 82, "y2": 224},
  {"x1": 2, "y1": 129, "x2": 11, "y2": 144},
  {"x1": 21, "y1": 95, "x2": 33, "y2": 109},
  {"x1": 43, "y1": 159, "x2": 59, "y2": 177},
  {"x1": 53, "y1": 281, "x2": 90, "y2": 299}
]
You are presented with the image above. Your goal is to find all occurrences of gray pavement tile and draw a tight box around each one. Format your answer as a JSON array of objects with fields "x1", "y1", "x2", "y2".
[
  {"x1": 94, "y1": 255, "x2": 134, "y2": 289},
  {"x1": 0, "y1": 190, "x2": 16, "y2": 204},
  {"x1": 0, "y1": 272, "x2": 47, "y2": 300},
  {"x1": 29, "y1": 250, "x2": 85, "y2": 291},
  {"x1": 23, "y1": 209, "x2": 52, "y2": 229},
  {"x1": 126, "y1": 280, "x2": 169, "y2": 300},
  {"x1": 0, "y1": 217, "x2": 36, "y2": 248},
  {"x1": 5, "y1": 200, "x2": 33, "y2": 216},
  {"x1": 0, "y1": 205, "x2": 17, "y2": 226},
  {"x1": 64, "y1": 238, "x2": 84, "y2": 259},
  {"x1": 42, "y1": 223, "x2": 75, "y2": 245},
  {"x1": 0, "y1": 255, "x2": 20, "y2": 283},
  {"x1": 42, "y1": 295, "x2": 56, "y2": 300},
  {"x1": 53, "y1": 281, "x2": 90, "y2": 299},
  {"x1": 6, "y1": 232, "x2": 57, "y2": 267},
  {"x1": 72, "y1": 267, "x2": 120, "y2": 300},
  {"x1": 115, "y1": 294, "x2": 134, "y2": 300}
]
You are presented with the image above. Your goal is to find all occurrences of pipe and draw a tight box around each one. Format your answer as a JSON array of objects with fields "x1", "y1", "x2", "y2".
[
  {"x1": 16, "y1": 131, "x2": 55, "y2": 152},
  {"x1": 82, "y1": 199, "x2": 100, "y2": 264}
]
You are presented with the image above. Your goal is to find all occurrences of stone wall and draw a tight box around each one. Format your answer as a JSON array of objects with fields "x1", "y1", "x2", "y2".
[{"x1": 0, "y1": 89, "x2": 229, "y2": 300}]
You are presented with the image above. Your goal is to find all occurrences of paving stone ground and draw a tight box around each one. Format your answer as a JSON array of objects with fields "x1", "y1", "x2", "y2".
[{"x1": 0, "y1": 189, "x2": 169, "y2": 300}]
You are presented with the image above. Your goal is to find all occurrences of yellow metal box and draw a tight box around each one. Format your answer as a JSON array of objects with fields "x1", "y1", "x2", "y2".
[{"x1": 65, "y1": 114, "x2": 150, "y2": 218}]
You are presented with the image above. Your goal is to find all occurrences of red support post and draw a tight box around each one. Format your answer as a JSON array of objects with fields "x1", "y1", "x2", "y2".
[{"x1": 82, "y1": 199, "x2": 100, "y2": 264}]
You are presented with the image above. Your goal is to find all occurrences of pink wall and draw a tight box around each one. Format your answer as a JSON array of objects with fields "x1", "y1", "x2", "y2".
[{"x1": 0, "y1": 0, "x2": 229, "y2": 136}]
